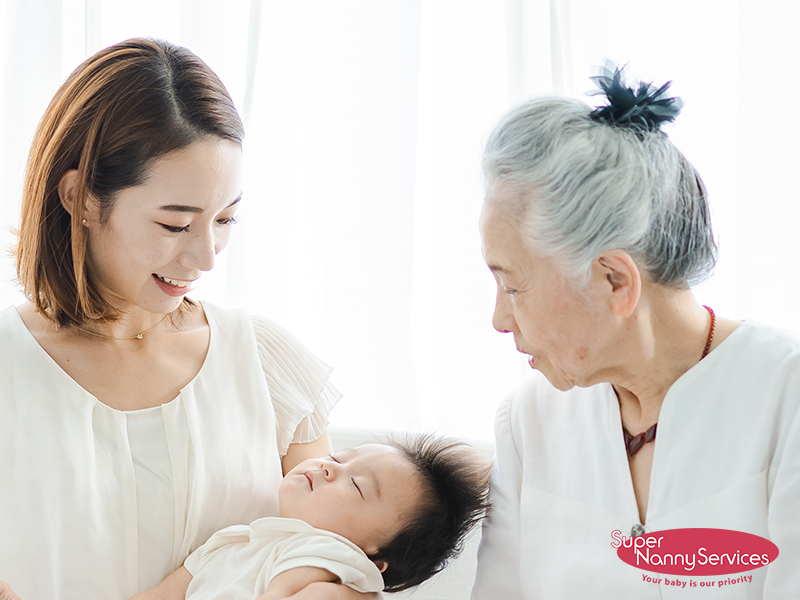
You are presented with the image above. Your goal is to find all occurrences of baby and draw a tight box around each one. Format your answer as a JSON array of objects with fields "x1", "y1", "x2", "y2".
[{"x1": 130, "y1": 434, "x2": 491, "y2": 599}]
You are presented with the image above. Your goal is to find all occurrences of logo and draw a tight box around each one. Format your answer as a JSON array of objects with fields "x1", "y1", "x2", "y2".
[{"x1": 611, "y1": 528, "x2": 779, "y2": 576}]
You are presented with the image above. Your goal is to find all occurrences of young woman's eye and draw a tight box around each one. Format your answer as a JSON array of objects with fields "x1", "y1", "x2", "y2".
[
  {"x1": 160, "y1": 224, "x2": 190, "y2": 233},
  {"x1": 351, "y1": 477, "x2": 363, "y2": 498},
  {"x1": 216, "y1": 215, "x2": 239, "y2": 226},
  {"x1": 328, "y1": 454, "x2": 340, "y2": 464}
]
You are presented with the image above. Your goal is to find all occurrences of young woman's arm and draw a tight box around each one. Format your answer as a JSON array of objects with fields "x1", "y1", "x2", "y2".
[
  {"x1": 281, "y1": 432, "x2": 334, "y2": 475},
  {"x1": 258, "y1": 569, "x2": 383, "y2": 600},
  {"x1": 128, "y1": 566, "x2": 193, "y2": 600},
  {"x1": 0, "y1": 580, "x2": 22, "y2": 600},
  {"x1": 257, "y1": 567, "x2": 338, "y2": 600},
  {"x1": 282, "y1": 582, "x2": 381, "y2": 600}
]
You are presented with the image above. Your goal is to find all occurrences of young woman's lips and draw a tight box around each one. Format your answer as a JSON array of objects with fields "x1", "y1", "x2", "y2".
[
  {"x1": 153, "y1": 274, "x2": 192, "y2": 297},
  {"x1": 304, "y1": 472, "x2": 314, "y2": 490}
]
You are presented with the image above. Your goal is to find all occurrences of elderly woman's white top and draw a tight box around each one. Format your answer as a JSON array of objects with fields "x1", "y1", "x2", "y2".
[
  {"x1": 472, "y1": 321, "x2": 800, "y2": 600},
  {"x1": 0, "y1": 302, "x2": 340, "y2": 600}
]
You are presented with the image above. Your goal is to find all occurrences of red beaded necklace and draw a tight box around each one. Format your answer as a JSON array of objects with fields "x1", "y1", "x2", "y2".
[
  {"x1": 623, "y1": 305, "x2": 716, "y2": 457},
  {"x1": 700, "y1": 305, "x2": 716, "y2": 360}
]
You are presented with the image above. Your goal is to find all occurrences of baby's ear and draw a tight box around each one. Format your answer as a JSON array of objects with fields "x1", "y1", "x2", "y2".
[{"x1": 373, "y1": 559, "x2": 388, "y2": 573}]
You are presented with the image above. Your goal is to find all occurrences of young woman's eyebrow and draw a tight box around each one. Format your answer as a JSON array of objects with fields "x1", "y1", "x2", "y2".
[{"x1": 158, "y1": 194, "x2": 242, "y2": 213}]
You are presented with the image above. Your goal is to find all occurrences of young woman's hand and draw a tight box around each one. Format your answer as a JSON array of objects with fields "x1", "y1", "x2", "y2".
[
  {"x1": 0, "y1": 580, "x2": 22, "y2": 600},
  {"x1": 286, "y1": 582, "x2": 381, "y2": 600}
]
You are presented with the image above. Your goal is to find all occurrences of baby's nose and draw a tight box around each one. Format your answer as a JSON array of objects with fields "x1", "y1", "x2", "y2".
[{"x1": 320, "y1": 461, "x2": 339, "y2": 481}]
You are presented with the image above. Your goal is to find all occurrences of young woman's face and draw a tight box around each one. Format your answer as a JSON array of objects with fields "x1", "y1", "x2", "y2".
[
  {"x1": 279, "y1": 444, "x2": 423, "y2": 557},
  {"x1": 83, "y1": 137, "x2": 242, "y2": 314}
]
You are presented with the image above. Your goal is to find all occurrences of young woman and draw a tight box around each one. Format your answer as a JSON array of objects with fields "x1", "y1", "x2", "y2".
[{"x1": 0, "y1": 38, "x2": 369, "y2": 600}]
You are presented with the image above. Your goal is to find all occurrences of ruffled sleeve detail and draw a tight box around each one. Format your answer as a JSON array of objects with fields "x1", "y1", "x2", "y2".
[{"x1": 251, "y1": 315, "x2": 342, "y2": 457}]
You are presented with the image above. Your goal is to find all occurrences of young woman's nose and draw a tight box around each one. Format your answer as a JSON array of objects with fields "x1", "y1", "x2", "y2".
[{"x1": 182, "y1": 226, "x2": 218, "y2": 272}]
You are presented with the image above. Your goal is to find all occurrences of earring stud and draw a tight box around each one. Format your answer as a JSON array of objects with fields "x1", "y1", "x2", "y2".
[{"x1": 82, "y1": 219, "x2": 87, "y2": 225}]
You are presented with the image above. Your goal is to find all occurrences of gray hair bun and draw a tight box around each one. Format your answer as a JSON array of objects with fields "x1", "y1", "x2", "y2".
[
  {"x1": 482, "y1": 67, "x2": 717, "y2": 289},
  {"x1": 589, "y1": 63, "x2": 683, "y2": 136}
]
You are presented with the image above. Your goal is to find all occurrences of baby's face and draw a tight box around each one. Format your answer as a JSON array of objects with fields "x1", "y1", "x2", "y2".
[{"x1": 279, "y1": 444, "x2": 423, "y2": 556}]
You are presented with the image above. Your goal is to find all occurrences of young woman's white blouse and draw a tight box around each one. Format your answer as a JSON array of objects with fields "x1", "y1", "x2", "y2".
[
  {"x1": 472, "y1": 321, "x2": 800, "y2": 599},
  {"x1": 0, "y1": 302, "x2": 340, "y2": 600}
]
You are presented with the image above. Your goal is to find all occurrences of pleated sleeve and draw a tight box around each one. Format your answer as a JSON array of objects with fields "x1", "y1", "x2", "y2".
[{"x1": 251, "y1": 315, "x2": 342, "y2": 456}]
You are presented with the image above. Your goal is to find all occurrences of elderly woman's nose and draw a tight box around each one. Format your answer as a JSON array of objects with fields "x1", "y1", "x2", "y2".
[{"x1": 492, "y1": 290, "x2": 516, "y2": 333}]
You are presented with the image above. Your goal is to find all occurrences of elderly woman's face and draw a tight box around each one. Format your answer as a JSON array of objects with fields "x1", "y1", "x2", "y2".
[{"x1": 481, "y1": 204, "x2": 613, "y2": 391}]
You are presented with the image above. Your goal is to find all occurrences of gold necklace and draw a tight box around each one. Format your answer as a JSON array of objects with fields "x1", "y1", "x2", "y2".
[{"x1": 74, "y1": 313, "x2": 171, "y2": 340}]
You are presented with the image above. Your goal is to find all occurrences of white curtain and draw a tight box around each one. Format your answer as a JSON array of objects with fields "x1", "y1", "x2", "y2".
[{"x1": 2, "y1": 0, "x2": 799, "y2": 442}]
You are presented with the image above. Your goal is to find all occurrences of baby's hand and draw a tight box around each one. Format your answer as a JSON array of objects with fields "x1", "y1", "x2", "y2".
[
  {"x1": 0, "y1": 580, "x2": 22, "y2": 600},
  {"x1": 284, "y1": 582, "x2": 379, "y2": 600}
]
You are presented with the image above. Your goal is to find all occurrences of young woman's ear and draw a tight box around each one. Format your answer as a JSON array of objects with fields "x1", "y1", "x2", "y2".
[
  {"x1": 57, "y1": 170, "x2": 80, "y2": 216},
  {"x1": 59, "y1": 169, "x2": 99, "y2": 226}
]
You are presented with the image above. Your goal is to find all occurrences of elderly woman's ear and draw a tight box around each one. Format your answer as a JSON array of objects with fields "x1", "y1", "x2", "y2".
[{"x1": 593, "y1": 250, "x2": 642, "y2": 318}]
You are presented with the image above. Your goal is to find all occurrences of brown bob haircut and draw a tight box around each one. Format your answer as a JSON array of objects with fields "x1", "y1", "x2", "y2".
[{"x1": 15, "y1": 38, "x2": 244, "y2": 327}]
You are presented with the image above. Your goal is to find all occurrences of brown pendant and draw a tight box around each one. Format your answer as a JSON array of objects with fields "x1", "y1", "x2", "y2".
[{"x1": 623, "y1": 423, "x2": 657, "y2": 457}]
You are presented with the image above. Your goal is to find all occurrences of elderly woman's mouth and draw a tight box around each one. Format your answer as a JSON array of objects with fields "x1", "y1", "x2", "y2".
[{"x1": 517, "y1": 349, "x2": 536, "y2": 369}]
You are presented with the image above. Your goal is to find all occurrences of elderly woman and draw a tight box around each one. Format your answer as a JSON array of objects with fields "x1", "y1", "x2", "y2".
[{"x1": 471, "y1": 69, "x2": 800, "y2": 599}]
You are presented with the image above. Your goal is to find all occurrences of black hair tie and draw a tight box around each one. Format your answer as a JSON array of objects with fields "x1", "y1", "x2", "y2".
[{"x1": 588, "y1": 63, "x2": 683, "y2": 135}]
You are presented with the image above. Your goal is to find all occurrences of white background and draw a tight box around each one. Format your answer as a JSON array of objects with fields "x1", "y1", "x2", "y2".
[{"x1": 1, "y1": 0, "x2": 799, "y2": 443}]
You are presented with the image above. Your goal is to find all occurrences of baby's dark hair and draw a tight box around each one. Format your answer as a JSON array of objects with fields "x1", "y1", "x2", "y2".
[{"x1": 371, "y1": 433, "x2": 492, "y2": 592}]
